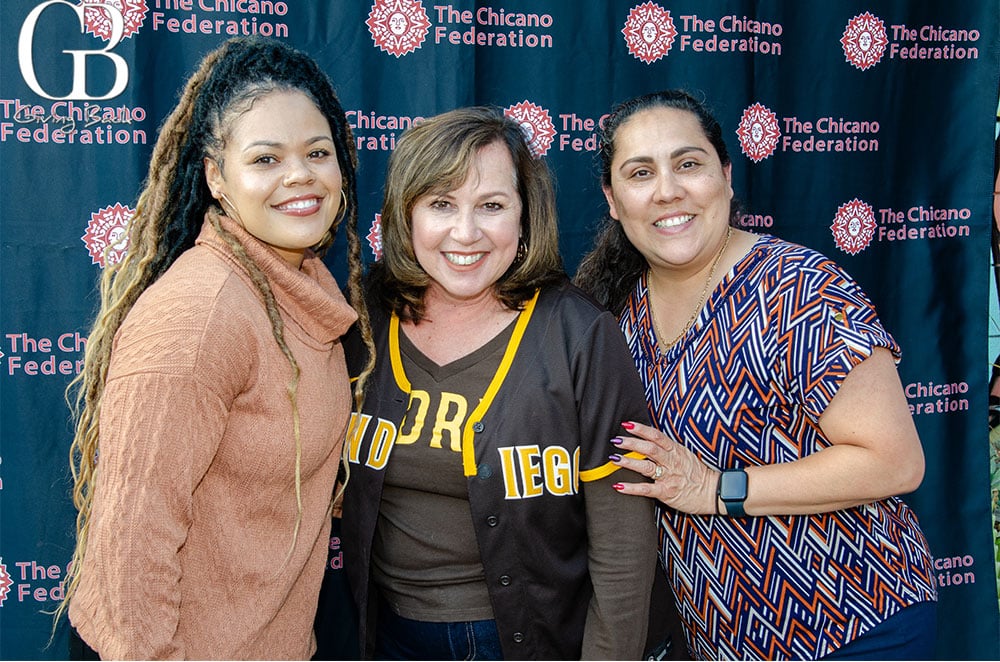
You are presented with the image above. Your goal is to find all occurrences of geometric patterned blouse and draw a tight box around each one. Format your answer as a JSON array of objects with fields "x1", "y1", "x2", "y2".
[{"x1": 619, "y1": 235, "x2": 938, "y2": 660}]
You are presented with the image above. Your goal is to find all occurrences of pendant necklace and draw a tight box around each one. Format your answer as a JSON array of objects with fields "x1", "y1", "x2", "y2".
[{"x1": 647, "y1": 225, "x2": 732, "y2": 354}]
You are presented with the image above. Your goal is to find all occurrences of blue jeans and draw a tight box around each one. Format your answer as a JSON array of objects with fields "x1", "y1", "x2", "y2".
[
  {"x1": 375, "y1": 599, "x2": 503, "y2": 660},
  {"x1": 822, "y1": 601, "x2": 937, "y2": 660}
]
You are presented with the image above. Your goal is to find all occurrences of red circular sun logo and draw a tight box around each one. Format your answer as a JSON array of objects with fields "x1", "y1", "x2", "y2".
[
  {"x1": 831, "y1": 198, "x2": 877, "y2": 255},
  {"x1": 735, "y1": 102, "x2": 781, "y2": 163},
  {"x1": 367, "y1": 213, "x2": 384, "y2": 261},
  {"x1": 80, "y1": 0, "x2": 148, "y2": 41},
  {"x1": 0, "y1": 559, "x2": 12, "y2": 607},
  {"x1": 366, "y1": 0, "x2": 431, "y2": 58},
  {"x1": 621, "y1": 2, "x2": 677, "y2": 64},
  {"x1": 82, "y1": 203, "x2": 134, "y2": 268},
  {"x1": 504, "y1": 101, "x2": 557, "y2": 159},
  {"x1": 840, "y1": 12, "x2": 888, "y2": 71}
]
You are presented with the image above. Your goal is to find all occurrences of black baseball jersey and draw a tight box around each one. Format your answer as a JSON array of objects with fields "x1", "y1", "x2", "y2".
[{"x1": 342, "y1": 280, "x2": 655, "y2": 660}]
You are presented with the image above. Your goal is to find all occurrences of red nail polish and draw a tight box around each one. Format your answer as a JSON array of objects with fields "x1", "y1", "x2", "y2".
[
  {"x1": 621, "y1": 421, "x2": 635, "y2": 430},
  {"x1": 613, "y1": 483, "x2": 625, "y2": 491}
]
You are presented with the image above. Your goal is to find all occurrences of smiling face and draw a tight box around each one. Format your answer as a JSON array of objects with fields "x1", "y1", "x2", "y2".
[
  {"x1": 204, "y1": 89, "x2": 343, "y2": 268},
  {"x1": 602, "y1": 106, "x2": 734, "y2": 275},
  {"x1": 410, "y1": 140, "x2": 522, "y2": 307}
]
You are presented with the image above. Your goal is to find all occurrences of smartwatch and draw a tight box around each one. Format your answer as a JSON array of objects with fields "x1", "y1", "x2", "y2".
[{"x1": 718, "y1": 469, "x2": 748, "y2": 517}]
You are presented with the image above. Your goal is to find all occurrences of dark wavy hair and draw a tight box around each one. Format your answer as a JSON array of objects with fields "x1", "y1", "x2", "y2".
[
  {"x1": 574, "y1": 89, "x2": 738, "y2": 315},
  {"x1": 370, "y1": 106, "x2": 566, "y2": 322}
]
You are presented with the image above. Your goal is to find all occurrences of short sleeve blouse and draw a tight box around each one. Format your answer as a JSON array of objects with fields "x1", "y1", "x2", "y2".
[{"x1": 620, "y1": 234, "x2": 937, "y2": 660}]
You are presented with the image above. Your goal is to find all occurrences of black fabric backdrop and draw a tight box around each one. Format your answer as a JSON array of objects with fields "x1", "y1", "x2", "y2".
[{"x1": 1, "y1": 1, "x2": 998, "y2": 659}]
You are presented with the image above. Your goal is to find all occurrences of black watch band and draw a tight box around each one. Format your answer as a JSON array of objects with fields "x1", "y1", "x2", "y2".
[{"x1": 718, "y1": 469, "x2": 748, "y2": 517}]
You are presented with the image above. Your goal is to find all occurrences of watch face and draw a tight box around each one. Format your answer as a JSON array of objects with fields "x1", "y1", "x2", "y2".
[{"x1": 720, "y1": 470, "x2": 748, "y2": 501}]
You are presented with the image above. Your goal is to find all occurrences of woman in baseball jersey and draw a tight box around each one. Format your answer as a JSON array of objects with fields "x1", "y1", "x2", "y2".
[
  {"x1": 337, "y1": 106, "x2": 656, "y2": 660},
  {"x1": 58, "y1": 37, "x2": 375, "y2": 659},
  {"x1": 575, "y1": 89, "x2": 937, "y2": 661}
]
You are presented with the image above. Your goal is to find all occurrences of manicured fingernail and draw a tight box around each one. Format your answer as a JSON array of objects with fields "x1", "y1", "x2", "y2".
[
  {"x1": 610, "y1": 437, "x2": 623, "y2": 445},
  {"x1": 621, "y1": 421, "x2": 635, "y2": 430},
  {"x1": 609, "y1": 453, "x2": 622, "y2": 462},
  {"x1": 612, "y1": 483, "x2": 625, "y2": 491}
]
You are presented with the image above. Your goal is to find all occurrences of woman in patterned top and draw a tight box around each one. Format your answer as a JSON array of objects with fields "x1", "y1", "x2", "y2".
[{"x1": 574, "y1": 90, "x2": 937, "y2": 661}]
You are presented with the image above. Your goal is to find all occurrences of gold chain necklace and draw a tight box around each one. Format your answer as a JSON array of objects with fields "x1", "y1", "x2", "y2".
[{"x1": 647, "y1": 225, "x2": 732, "y2": 353}]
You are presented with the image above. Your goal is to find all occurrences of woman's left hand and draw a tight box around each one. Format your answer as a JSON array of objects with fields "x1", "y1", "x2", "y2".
[
  {"x1": 611, "y1": 350, "x2": 927, "y2": 518},
  {"x1": 610, "y1": 421, "x2": 719, "y2": 515}
]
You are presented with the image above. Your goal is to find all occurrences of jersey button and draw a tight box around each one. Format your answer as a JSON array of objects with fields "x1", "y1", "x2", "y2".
[
  {"x1": 499, "y1": 575, "x2": 511, "y2": 586},
  {"x1": 472, "y1": 421, "x2": 485, "y2": 432},
  {"x1": 486, "y1": 515, "x2": 499, "y2": 527},
  {"x1": 512, "y1": 632, "x2": 524, "y2": 643}
]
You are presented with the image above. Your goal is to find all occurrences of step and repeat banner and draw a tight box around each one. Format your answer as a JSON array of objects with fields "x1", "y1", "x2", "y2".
[{"x1": 1, "y1": 1, "x2": 999, "y2": 659}]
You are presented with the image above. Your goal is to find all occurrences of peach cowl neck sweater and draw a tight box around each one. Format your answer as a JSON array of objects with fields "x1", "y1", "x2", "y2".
[{"x1": 69, "y1": 212, "x2": 357, "y2": 660}]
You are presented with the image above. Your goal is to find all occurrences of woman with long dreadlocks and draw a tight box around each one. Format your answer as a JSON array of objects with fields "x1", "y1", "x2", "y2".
[{"x1": 59, "y1": 37, "x2": 375, "y2": 659}]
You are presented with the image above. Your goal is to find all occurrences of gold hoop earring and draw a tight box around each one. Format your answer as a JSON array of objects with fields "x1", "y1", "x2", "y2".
[
  {"x1": 219, "y1": 192, "x2": 239, "y2": 220},
  {"x1": 332, "y1": 189, "x2": 349, "y2": 226}
]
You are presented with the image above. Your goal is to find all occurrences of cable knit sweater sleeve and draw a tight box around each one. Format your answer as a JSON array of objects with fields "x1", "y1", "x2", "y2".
[{"x1": 74, "y1": 269, "x2": 254, "y2": 660}]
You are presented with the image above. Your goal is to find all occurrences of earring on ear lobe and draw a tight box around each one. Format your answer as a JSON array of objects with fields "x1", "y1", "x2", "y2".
[{"x1": 515, "y1": 239, "x2": 528, "y2": 263}]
